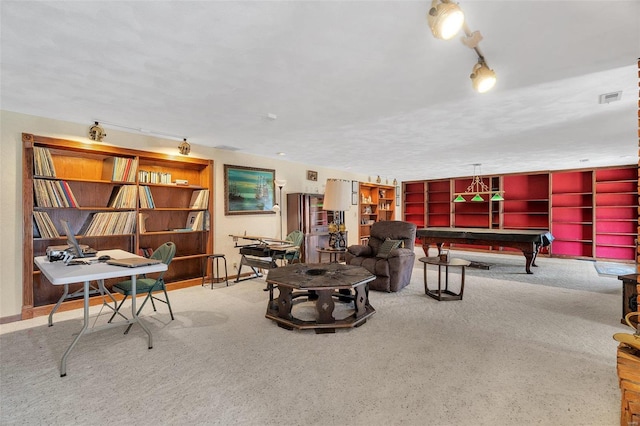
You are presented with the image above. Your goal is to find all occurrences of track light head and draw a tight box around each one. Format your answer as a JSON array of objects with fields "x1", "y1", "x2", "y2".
[
  {"x1": 427, "y1": 0, "x2": 465, "y2": 40},
  {"x1": 470, "y1": 59, "x2": 497, "y2": 93}
]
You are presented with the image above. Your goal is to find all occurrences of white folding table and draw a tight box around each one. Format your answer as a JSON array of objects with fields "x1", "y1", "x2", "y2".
[{"x1": 34, "y1": 249, "x2": 167, "y2": 376}]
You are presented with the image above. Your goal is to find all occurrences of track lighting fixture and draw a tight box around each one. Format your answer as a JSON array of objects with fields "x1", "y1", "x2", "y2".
[
  {"x1": 427, "y1": 0, "x2": 464, "y2": 40},
  {"x1": 470, "y1": 58, "x2": 496, "y2": 93},
  {"x1": 178, "y1": 138, "x2": 191, "y2": 156},
  {"x1": 427, "y1": 0, "x2": 497, "y2": 93}
]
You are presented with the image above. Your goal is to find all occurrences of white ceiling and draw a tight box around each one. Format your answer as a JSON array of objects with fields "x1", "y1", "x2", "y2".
[{"x1": 2, "y1": 1, "x2": 638, "y2": 182}]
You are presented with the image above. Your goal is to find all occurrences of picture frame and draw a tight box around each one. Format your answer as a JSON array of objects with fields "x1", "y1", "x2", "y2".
[
  {"x1": 307, "y1": 170, "x2": 318, "y2": 181},
  {"x1": 351, "y1": 180, "x2": 359, "y2": 192},
  {"x1": 224, "y1": 164, "x2": 276, "y2": 215},
  {"x1": 352, "y1": 192, "x2": 359, "y2": 205},
  {"x1": 351, "y1": 180, "x2": 359, "y2": 205}
]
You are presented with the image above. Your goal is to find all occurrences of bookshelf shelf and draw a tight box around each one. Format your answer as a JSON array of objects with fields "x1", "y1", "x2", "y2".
[{"x1": 22, "y1": 133, "x2": 214, "y2": 319}]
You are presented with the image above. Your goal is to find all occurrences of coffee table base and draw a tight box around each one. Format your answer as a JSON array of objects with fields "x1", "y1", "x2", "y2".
[{"x1": 265, "y1": 288, "x2": 375, "y2": 333}]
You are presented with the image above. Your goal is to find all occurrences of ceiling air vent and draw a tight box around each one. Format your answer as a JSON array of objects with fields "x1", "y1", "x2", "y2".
[{"x1": 599, "y1": 91, "x2": 622, "y2": 104}]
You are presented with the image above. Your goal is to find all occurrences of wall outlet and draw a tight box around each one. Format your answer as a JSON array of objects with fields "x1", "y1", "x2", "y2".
[{"x1": 233, "y1": 262, "x2": 238, "y2": 269}]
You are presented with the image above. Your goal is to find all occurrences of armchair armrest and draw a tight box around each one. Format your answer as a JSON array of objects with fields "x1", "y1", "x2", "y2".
[
  {"x1": 387, "y1": 247, "x2": 414, "y2": 258},
  {"x1": 347, "y1": 244, "x2": 373, "y2": 257}
]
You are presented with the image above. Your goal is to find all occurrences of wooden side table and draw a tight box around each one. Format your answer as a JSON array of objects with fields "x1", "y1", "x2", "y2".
[
  {"x1": 316, "y1": 247, "x2": 346, "y2": 263},
  {"x1": 618, "y1": 273, "x2": 639, "y2": 327},
  {"x1": 419, "y1": 256, "x2": 471, "y2": 301}
]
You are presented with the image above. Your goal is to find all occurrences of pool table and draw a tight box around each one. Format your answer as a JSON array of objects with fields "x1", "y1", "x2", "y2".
[{"x1": 416, "y1": 227, "x2": 553, "y2": 274}]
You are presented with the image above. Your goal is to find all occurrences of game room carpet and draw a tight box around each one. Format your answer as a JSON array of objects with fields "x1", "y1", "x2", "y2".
[{"x1": 0, "y1": 250, "x2": 632, "y2": 425}]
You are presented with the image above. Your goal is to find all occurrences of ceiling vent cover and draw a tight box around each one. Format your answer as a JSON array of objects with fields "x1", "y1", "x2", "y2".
[{"x1": 599, "y1": 91, "x2": 622, "y2": 104}]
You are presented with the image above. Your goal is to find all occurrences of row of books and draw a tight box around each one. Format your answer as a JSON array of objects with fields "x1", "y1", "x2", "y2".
[
  {"x1": 33, "y1": 211, "x2": 60, "y2": 238},
  {"x1": 33, "y1": 147, "x2": 57, "y2": 177},
  {"x1": 189, "y1": 189, "x2": 209, "y2": 209},
  {"x1": 138, "y1": 170, "x2": 172, "y2": 184},
  {"x1": 34, "y1": 179, "x2": 78, "y2": 208},
  {"x1": 107, "y1": 185, "x2": 137, "y2": 209},
  {"x1": 138, "y1": 186, "x2": 155, "y2": 209},
  {"x1": 84, "y1": 211, "x2": 136, "y2": 236},
  {"x1": 104, "y1": 157, "x2": 137, "y2": 182}
]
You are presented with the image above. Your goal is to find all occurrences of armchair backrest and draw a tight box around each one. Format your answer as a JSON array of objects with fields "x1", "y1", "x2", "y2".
[
  {"x1": 286, "y1": 230, "x2": 304, "y2": 248},
  {"x1": 368, "y1": 221, "x2": 417, "y2": 254}
]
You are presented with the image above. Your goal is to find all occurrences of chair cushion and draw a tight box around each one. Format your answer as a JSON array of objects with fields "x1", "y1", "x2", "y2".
[
  {"x1": 112, "y1": 278, "x2": 162, "y2": 295},
  {"x1": 376, "y1": 239, "x2": 402, "y2": 258}
]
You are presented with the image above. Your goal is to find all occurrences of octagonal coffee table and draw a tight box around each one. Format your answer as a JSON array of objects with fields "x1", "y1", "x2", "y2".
[{"x1": 265, "y1": 263, "x2": 376, "y2": 333}]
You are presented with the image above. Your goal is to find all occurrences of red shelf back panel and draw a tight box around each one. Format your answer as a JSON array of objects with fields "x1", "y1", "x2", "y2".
[
  {"x1": 552, "y1": 241, "x2": 593, "y2": 257},
  {"x1": 405, "y1": 204, "x2": 425, "y2": 215},
  {"x1": 428, "y1": 180, "x2": 450, "y2": 192},
  {"x1": 551, "y1": 193, "x2": 593, "y2": 207},
  {"x1": 552, "y1": 207, "x2": 593, "y2": 223},
  {"x1": 596, "y1": 207, "x2": 636, "y2": 220},
  {"x1": 596, "y1": 193, "x2": 637, "y2": 206},
  {"x1": 454, "y1": 215, "x2": 490, "y2": 228},
  {"x1": 427, "y1": 215, "x2": 451, "y2": 227},
  {"x1": 405, "y1": 182, "x2": 425, "y2": 192},
  {"x1": 595, "y1": 246, "x2": 635, "y2": 260},
  {"x1": 503, "y1": 173, "x2": 549, "y2": 199},
  {"x1": 552, "y1": 171, "x2": 593, "y2": 193},
  {"x1": 503, "y1": 214, "x2": 549, "y2": 229},
  {"x1": 596, "y1": 181, "x2": 637, "y2": 193},
  {"x1": 595, "y1": 220, "x2": 636, "y2": 234},
  {"x1": 503, "y1": 200, "x2": 549, "y2": 213},
  {"x1": 428, "y1": 203, "x2": 450, "y2": 214},
  {"x1": 595, "y1": 167, "x2": 637, "y2": 181},
  {"x1": 429, "y1": 191, "x2": 452, "y2": 203},
  {"x1": 552, "y1": 223, "x2": 594, "y2": 240},
  {"x1": 595, "y1": 234, "x2": 635, "y2": 247},
  {"x1": 405, "y1": 193, "x2": 425, "y2": 204}
]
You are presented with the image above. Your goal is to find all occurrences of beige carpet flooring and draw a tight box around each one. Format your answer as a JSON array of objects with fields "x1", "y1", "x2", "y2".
[{"x1": 0, "y1": 250, "x2": 631, "y2": 425}]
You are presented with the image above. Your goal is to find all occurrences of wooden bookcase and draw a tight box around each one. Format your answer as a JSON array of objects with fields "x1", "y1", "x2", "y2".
[
  {"x1": 22, "y1": 133, "x2": 214, "y2": 319},
  {"x1": 550, "y1": 170, "x2": 594, "y2": 258},
  {"x1": 426, "y1": 180, "x2": 451, "y2": 227},
  {"x1": 402, "y1": 181, "x2": 426, "y2": 229},
  {"x1": 403, "y1": 165, "x2": 636, "y2": 262},
  {"x1": 358, "y1": 182, "x2": 395, "y2": 243},
  {"x1": 594, "y1": 167, "x2": 637, "y2": 260}
]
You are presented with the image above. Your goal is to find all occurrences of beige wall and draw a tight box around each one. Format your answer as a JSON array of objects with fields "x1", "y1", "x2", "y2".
[{"x1": 0, "y1": 110, "x2": 376, "y2": 320}]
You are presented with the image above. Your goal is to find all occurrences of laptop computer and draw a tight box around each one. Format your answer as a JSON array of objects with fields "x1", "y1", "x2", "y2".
[
  {"x1": 106, "y1": 257, "x2": 162, "y2": 268},
  {"x1": 60, "y1": 220, "x2": 97, "y2": 258}
]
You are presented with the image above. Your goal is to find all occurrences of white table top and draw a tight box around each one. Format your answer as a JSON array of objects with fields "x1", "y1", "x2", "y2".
[{"x1": 34, "y1": 249, "x2": 167, "y2": 285}]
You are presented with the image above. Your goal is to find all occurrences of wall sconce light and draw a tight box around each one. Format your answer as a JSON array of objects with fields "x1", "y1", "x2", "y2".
[
  {"x1": 88, "y1": 122, "x2": 106, "y2": 142},
  {"x1": 178, "y1": 138, "x2": 191, "y2": 155},
  {"x1": 470, "y1": 58, "x2": 497, "y2": 93},
  {"x1": 427, "y1": 0, "x2": 464, "y2": 40}
]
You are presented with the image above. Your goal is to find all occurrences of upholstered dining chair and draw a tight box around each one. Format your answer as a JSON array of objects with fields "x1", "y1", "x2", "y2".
[{"x1": 108, "y1": 242, "x2": 176, "y2": 334}]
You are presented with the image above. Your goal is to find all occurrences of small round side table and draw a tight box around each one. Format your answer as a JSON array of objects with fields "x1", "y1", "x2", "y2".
[{"x1": 419, "y1": 256, "x2": 471, "y2": 301}]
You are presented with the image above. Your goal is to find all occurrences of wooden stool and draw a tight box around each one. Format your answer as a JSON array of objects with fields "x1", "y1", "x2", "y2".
[
  {"x1": 419, "y1": 256, "x2": 470, "y2": 301},
  {"x1": 202, "y1": 254, "x2": 228, "y2": 288}
]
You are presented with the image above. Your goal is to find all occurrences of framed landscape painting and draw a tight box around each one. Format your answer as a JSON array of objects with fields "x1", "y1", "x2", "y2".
[{"x1": 224, "y1": 164, "x2": 276, "y2": 215}]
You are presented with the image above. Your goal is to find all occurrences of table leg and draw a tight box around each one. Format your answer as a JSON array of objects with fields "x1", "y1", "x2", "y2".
[
  {"x1": 49, "y1": 284, "x2": 69, "y2": 327},
  {"x1": 523, "y1": 250, "x2": 534, "y2": 274},
  {"x1": 60, "y1": 281, "x2": 90, "y2": 377},
  {"x1": 353, "y1": 285, "x2": 368, "y2": 318},
  {"x1": 130, "y1": 275, "x2": 153, "y2": 349},
  {"x1": 315, "y1": 289, "x2": 336, "y2": 333},
  {"x1": 277, "y1": 286, "x2": 293, "y2": 320}
]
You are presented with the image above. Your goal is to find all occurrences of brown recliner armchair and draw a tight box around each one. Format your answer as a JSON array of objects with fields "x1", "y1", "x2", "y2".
[{"x1": 345, "y1": 221, "x2": 417, "y2": 292}]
